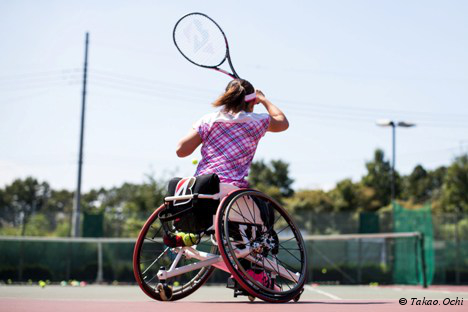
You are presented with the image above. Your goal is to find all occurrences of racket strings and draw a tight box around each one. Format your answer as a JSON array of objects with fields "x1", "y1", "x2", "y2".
[{"x1": 174, "y1": 14, "x2": 227, "y2": 67}]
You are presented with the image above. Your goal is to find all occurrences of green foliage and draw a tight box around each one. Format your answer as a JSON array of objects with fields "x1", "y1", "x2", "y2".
[
  {"x1": 122, "y1": 217, "x2": 146, "y2": 238},
  {"x1": 1, "y1": 152, "x2": 467, "y2": 237},
  {"x1": 329, "y1": 179, "x2": 360, "y2": 212},
  {"x1": 0, "y1": 175, "x2": 166, "y2": 238},
  {"x1": 248, "y1": 159, "x2": 294, "y2": 198},
  {"x1": 0, "y1": 177, "x2": 50, "y2": 235},
  {"x1": 285, "y1": 189, "x2": 334, "y2": 214},
  {"x1": 100, "y1": 176, "x2": 166, "y2": 237},
  {"x1": 361, "y1": 149, "x2": 400, "y2": 207},
  {"x1": 23, "y1": 214, "x2": 50, "y2": 236},
  {"x1": 401, "y1": 165, "x2": 447, "y2": 206},
  {"x1": 52, "y1": 221, "x2": 71, "y2": 237},
  {"x1": 441, "y1": 155, "x2": 468, "y2": 213}
]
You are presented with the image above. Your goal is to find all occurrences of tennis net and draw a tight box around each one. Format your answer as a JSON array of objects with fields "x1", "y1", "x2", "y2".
[{"x1": 0, "y1": 232, "x2": 426, "y2": 286}]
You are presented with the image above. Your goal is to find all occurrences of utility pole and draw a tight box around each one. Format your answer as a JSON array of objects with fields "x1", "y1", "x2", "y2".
[{"x1": 72, "y1": 32, "x2": 89, "y2": 238}]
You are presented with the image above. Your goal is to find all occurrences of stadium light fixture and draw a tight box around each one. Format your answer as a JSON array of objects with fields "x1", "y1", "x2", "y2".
[{"x1": 375, "y1": 119, "x2": 416, "y2": 203}]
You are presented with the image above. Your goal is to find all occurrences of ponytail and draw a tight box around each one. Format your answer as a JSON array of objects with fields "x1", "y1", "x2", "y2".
[{"x1": 212, "y1": 79, "x2": 254, "y2": 113}]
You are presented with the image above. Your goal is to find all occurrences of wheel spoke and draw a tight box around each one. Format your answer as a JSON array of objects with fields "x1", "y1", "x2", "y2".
[
  {"x1": 217, "y1": 191, "x2": 306, "y2": 301},
  {"x1": 135, "y1": 206, "x2": 216, "y2": 301}
]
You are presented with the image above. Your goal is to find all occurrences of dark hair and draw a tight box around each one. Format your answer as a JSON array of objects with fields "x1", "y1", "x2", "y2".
[{"x1": 212, "y1": 79, "x2": 255, "y2": 113}]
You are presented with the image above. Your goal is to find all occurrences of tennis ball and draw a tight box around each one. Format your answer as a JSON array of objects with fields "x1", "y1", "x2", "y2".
[
  {"x1": 192, "y1": 158, "x2": 198, "y2": 165},
  {"x1": 182, "y1": 233, "x2": 197, "y2": 246},
  {"x1": 173, "y1": 281, "x2": 180, "y2": 287},
  {"x1": 39, "y1": 280, "x2": 46, "y2": 288},
  {"x1": 321, "y1": 268, "x2": 327, "y2": 274}
]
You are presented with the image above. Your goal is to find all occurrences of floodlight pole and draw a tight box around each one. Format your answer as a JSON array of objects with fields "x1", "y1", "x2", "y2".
[
  {"x1": 391, "y1": 122, "x2": 396, "y2": 202},
  {"x1": 376, "y1": 120, "x2": 415, "y2": 204},
  {"x1": 72, "y1": 32, "x2": 89, "y2": 238}
]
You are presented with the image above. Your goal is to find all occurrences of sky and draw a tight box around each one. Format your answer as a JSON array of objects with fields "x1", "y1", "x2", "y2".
[{"x1": 1, "y1": 0, "x2": 467, "y2": 192}]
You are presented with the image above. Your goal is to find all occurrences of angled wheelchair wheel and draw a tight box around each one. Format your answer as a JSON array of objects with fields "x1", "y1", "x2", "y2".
[
  {"x1": 215, "y1": 190, "x2": 307, "y2": 303},
  {"x1": 133, "y1": 204, "x2": 216, "y2": 301}
]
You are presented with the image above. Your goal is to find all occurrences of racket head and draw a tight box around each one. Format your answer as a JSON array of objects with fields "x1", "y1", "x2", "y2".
[{"x1": 173, "y1": 12, "x2": 229, "y2": 69}]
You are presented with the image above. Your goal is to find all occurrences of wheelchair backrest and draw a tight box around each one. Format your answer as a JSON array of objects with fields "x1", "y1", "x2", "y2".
[{"x1": 163, "y1": 173, "x2": 220, "y2": 233}]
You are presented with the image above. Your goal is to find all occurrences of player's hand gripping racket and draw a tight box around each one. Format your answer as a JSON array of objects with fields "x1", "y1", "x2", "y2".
[{"x1": 173, "y1": 12, "x2": 240, "y2": 79}]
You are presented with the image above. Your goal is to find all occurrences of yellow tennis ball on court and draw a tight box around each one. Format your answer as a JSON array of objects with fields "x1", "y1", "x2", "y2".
[
  {"x1": 183, "y1": 233, "x2": 197, "y2": 246},
  {"x1": 321, "y1": 268, "x2": 327, "y2": 274},
  {"x1": 192, "y1": 158, "x2": 198, "y2": 165},
  {"x1": 39, "y1": 280, "x2": 46, "y2": 288},
  {"x1": 173, "y1": 281, "x2": 180, "y2": 287}
]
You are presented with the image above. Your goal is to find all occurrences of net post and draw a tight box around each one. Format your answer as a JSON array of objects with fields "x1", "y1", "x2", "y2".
[
  {"x1": 309, "y1": 240, "x2": 313, "y2": 283},
  {"x1": 96, "y1": 240, "x2": 104, "y2": 284},
  {"x1": 418, "y1": 232, "x2": 427, "y2": 288},
  {"x1": 357, "y1": 238, "x2": 362, "y2": 284}
]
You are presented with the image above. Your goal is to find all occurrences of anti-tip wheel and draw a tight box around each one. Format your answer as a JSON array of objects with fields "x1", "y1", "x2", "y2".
[
  {"x1": 156, "y1": 283, "x2": 173, "y2": 301},
  {"x1": 293, "y1": 288, "x2": 304, "y2": 302}
]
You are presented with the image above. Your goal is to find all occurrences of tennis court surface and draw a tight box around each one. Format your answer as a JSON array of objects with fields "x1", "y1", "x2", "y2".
[{"x1": 1, "y1": 284, "x2": 466, "y2": 312}]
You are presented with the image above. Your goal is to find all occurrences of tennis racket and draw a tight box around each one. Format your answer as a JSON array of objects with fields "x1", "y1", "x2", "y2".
[{"x1": 173, "y1": 12, "x2": 240, "y2": 79}]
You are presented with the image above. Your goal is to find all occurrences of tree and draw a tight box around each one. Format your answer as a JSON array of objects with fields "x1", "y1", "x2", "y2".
[
  {"x1": 441, "y1": 154, "x2": 468, "y2": 213},
  {"x1": 248, "y1": 159, "x2": 294, "y2": 198},
  {"x1": 362, "y1": 149, "x2": 400, "y2": 208},
  {"x1": 329, "y1": 179, "x2": 360, "y2": 212},
  {"x1": 0, "y1": 177, "x2": 50, "y2": 235},
  {"x1": 99, "y1": 176, "x2": 166, "y2": 237},
  {"x1": 402, "y1": 164, "x2": 447, "y2": 205},
  {"x1": 402, "y1": 165, "x2": 431, "y2": 203},
  {"x1": 286, "y1": 190, "x2": 333, "y2": 213},
  {"x1": 285, "y1": 189, "x2": 334, "y2": 233}
]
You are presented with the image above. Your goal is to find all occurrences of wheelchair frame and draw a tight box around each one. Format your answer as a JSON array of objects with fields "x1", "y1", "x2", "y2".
[{"x1": 134, "y1": 189, "x2": 306, "y2": 303}]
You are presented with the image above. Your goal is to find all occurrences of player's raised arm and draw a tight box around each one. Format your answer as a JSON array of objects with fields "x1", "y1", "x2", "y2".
[{"x1": 255, "y1": 90, "x2": 289, "y2": 132}]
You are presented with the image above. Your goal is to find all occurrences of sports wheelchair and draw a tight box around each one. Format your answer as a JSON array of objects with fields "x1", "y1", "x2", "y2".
[{"x1": 133, "y1": 174, "x2": 307, "y2": 303}]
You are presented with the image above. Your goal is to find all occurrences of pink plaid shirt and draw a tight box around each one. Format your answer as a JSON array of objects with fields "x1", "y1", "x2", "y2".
[{"x1": 193, "y1": 110, "x2": 270, "y2": 187}]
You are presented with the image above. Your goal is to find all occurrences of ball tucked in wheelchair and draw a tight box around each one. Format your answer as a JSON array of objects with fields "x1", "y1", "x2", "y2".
[
  {"x1": 133, "y1": 173, "x2": 307, "y2": 303},
  {"x1": 159, "y1": 174, "x2": 276, "y2": 247}
]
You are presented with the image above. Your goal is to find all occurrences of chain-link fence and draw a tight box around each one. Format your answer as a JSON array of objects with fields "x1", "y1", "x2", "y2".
[{"x1": 0, "y1": 210, "x2": 466, "y2": 285}]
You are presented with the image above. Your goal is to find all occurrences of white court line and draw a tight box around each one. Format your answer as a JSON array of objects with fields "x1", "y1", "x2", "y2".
[
  {"x1": 305, "y1": 285, "x2": 342, "y2": 300},
  {"x1": 384, "y1": 286, "x2": 466, "y2": 295}
]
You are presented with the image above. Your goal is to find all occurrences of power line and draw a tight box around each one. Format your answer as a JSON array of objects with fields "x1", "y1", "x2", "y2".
[
  {"x1": 0, "y1": 78, "x2": 81, "y2": 91},
  {"x1": 0, "y1": 74, "x2": 81, "y2": 87},
  {"x1": 91, "y1": 80, "x2": 210, "y2": 103},
  {"x1": 90, "y1": 68, "x2": 217, "y2": 94},
  {"x1": 0, "y1": 68, "x2": 81, "y2": 82},
  {"x1": 276, "y1": 98, "x2": 468, "y2": 121},
  {"x1": 88, "y1": 75, "x2": 211, "y2": 99},
  {"x1": 91, "y1": 69, "x2": 468, "y2": 122},
  {"x1": 0, "y1": 89, "x2": 55, "y2": 105},
  {"x1": 2, "y1": 66, "x2": 465, "y2": 128}
]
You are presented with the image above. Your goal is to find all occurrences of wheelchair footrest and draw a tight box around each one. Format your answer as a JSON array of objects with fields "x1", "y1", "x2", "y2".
[{"x1": 226, "y1": 276, "x2": 250, "y2": 298}]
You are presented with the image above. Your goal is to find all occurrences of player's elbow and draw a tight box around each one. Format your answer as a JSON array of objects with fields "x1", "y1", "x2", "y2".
[
  {"x1": 270, "y1": 118, "x2": 289, "y2": 132},
  {"x1": 176, "y1": 145, "x2": 189, "y2": 158},
  {"x1": 280, "y1": 119, "x2": 289, "y2": 131}
]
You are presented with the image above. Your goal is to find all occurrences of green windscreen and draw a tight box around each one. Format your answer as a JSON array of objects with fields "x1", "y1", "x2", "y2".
[{"x1": 393, "y1": 203, "x2": 434, "y2": 285}]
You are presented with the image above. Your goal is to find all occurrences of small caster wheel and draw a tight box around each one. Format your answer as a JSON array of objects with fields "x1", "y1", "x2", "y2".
[
  {"x1": 156, "y1": 283, "x2": 173, "y2": 301},
  {"x1": 248, "y1": 295, "x2": 255, "y2": 302}
]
